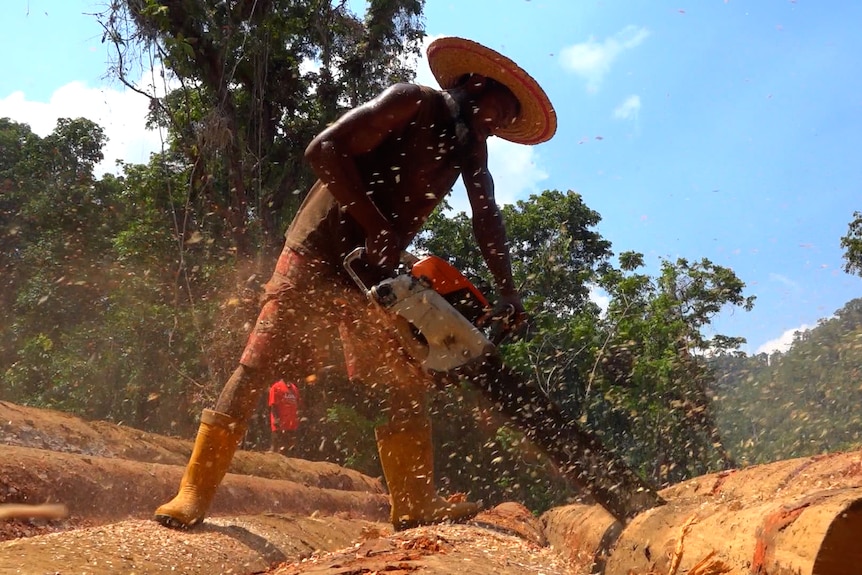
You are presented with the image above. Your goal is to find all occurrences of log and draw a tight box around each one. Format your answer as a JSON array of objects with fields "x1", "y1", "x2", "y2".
[
  {"x1": 0, "y1": 503, "x2": 68, "y2": 521},
  {"x1": 543, "y1": 449, "x2": 862, "y2": 574},
  {"x1": 0, "y1": 444, "x2": 389, "y2": 524},
  {"x1": 541, "y1": 503, "x2": 620, "y2": 574}
]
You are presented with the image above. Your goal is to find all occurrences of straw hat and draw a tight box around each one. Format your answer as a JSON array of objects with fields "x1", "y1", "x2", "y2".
[{"x1": 426, "y1": 37, "x2": 556, "y2": 145}]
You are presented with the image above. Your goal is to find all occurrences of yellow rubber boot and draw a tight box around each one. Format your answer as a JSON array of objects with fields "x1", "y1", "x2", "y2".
[
  {"x1": 154, "y1": 409, "x2": 246, "y2": 529},
  {"x1": 375, "y1": 417, "x2": 480, "y2": 530}
]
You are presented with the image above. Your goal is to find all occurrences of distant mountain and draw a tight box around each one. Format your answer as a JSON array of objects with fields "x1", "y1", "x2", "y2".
[{"x1": 710, "y1": 298, "x2": 862, "y2": 465}]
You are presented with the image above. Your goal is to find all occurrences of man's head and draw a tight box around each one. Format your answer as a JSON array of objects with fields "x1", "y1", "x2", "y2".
[
  {"x1": 454, "y1": 74, "x2": 521, "y2": 138},
  {"x1": 427, "y1": 37, "x2": 557, "y2": 145}
]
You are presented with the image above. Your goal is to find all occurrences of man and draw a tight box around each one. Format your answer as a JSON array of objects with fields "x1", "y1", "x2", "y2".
[
  {"x1": 268, "y1": 378, "x2": 300, "y2": 454},
  {"x1": 154, "y1": 37, "x2": 556, "y2": 530}
]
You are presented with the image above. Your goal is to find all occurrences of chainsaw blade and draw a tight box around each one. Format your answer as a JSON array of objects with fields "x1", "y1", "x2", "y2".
[{"x1": 457, "y1": 352, "x2": 665, "y2": 524}]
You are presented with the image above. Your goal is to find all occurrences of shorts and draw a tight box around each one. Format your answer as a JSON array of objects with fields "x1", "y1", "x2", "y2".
[{"x1": 239, "y1": 246, "x2": 427, "y2": 392}]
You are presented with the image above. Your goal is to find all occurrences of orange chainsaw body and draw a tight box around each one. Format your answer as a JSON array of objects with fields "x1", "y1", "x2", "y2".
[{"x1": 409, "y1": 255, "x2": 489, "y2": 325}]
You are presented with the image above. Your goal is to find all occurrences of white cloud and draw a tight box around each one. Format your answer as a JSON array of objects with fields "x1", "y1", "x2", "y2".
[
  {"x1": 613, "y1": 95, "x2": 641, "y2": 120},
  {"x1": 589, "y1": 284, "x2": 610, "y2": 315},
  {"x1": 755, "y1": 324, "x2": 812, "y2": 355},
  {"x1": 560, "y1": 25, "x2": 651, "y2": 92},
  {"x1": 0, "y1": 69, "x2": 170, "y2": 177},
  {"x1": 489, "y1": 138, "x2": 549, "y2": 203}
]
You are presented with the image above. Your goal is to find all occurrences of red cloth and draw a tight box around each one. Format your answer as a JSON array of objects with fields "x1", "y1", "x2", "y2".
[{"x1": 268, "y1": 380, "x2": 299, "y2": 431}]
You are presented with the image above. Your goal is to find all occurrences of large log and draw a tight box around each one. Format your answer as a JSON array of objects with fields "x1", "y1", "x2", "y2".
[
  {"x1": 0, "y1": 401, "x2": 384, "y2": 493},
  {"x1": 543, "y1": 449, "x2": 862, "y2": 574}
]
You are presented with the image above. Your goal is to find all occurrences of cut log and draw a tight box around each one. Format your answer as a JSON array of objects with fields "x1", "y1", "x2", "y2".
[
  {"x1": 541, "y1": 503, "x2": 620, "y2": 574},
  {"x1": 543, "y1": 449, "x2": 862, "y2": 574},
  {"x1": 0, "y1": 444, "x2": 389, "y2": 525}
]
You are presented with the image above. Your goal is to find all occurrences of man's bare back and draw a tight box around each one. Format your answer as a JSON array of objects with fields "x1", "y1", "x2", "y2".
[
  {"x1": 285, "y1": 83, "x2": 469, "y2": 266},
  {"x1": 295, "y1": 75, "x2": 526, "y2": 310}
]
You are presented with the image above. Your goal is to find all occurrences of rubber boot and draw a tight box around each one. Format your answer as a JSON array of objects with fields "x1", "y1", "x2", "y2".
[
  {"x1": 154, "y1": 409, "x2": 246, "y2": 528},
  {"x1": 375, "y1": 417, "x2": 480, "y2": 530}
]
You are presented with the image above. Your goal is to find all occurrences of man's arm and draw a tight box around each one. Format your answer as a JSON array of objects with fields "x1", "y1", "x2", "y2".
[
  {"x1": 304, "y1": 83, "x2": 424, "y2": 268},
  {"x1": 461, "y1": 141, "x2": 524, "y2": 318}
]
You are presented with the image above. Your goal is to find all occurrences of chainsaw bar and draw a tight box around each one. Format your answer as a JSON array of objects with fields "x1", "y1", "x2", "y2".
[{"x1": 458, "y1": 353, "x2": 666, "y2": 524}]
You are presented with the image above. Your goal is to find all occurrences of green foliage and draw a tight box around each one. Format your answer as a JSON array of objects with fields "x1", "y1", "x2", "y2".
[
  {"x1": 101, "y1": 0, "x2": 426, "y2": 256},
  {"x1": 321, "y1": 404, "x2": 383, "y2": 475},
  {"x1": 0, "y1": 117, "x2": 235, "y2": 435},
  {"x1": 713, "y1": 298, "x2": 862, "y2": 465},
  {"x1": 841, "y1": 211, "x2": 862, "y2": 277},
  {"x1": 586, "y1": 255, "x2": 753, "y2": 482}
]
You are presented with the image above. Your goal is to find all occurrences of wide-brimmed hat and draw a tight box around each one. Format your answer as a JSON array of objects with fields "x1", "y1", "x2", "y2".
[{"x1": 426, "y1": 37, "x2": 556, "y2": 145}]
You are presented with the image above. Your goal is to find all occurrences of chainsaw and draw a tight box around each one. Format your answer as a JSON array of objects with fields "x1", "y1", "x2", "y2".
[
  {"x1": 344, "y1": 247, "x2": 503, "y2": 375},
  {"x1": 344, "y1": 247, "x2": 665, "y2": 524}
]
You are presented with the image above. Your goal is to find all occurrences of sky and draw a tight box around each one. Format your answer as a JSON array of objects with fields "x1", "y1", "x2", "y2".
[{"x1": 1, "y1": 0, "x2": 860, "y2": 356}]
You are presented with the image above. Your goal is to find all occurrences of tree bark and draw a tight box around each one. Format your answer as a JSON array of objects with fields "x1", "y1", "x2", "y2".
[{"x1": 542, "y1": 449, "x2": 862, "y2": 574}]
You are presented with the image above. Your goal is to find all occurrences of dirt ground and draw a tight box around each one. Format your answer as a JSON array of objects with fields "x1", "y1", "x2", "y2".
[{"x1": 0, "y1": 401, "x2": 578, "y2": 574}]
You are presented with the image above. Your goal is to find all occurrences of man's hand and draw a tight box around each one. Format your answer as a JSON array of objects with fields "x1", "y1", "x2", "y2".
[
  {"x1": 480, "y1": 293, "x2": 528, "y2": 343},
  {"x1": 365, "y1": 226, "x2": 402, "y2": 272}
]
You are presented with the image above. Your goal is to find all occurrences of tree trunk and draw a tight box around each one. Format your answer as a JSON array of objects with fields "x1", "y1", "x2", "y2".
[{"x1": 542, "y1": 449, "x2": 862, "y2": 574}]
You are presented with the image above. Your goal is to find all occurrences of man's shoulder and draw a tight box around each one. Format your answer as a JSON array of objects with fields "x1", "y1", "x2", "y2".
[{"x1": 377, "y1": 82, "x2": 441, "y2": 104}]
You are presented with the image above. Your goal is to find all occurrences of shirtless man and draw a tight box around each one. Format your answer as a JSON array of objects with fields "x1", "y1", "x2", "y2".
[{"x1": 154, "y1": 37, "x2": 556, "y2": 531}]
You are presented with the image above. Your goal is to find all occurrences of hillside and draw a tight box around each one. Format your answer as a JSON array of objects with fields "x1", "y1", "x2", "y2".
[{"x1": 712, "y1": 298, "x2": 862, "y2": 465}]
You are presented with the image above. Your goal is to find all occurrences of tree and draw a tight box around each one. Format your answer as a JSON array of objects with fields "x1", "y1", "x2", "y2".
[
  {"x1": 590, "y1": 255, "x2": 754, "y2": 482},
  {"x1": 0, "y1": 118, "x2": 224, "y2": 433},
  {"x1": 714, "y1": 298, "x2": 862, "y2": 465},
  {"x1": 841, "y1": 211, "x2": 862, "y2": 277},
  {"x1": 419, "y1": 190, "x2": 754, "y2": 486},
  {"x1": 100, "y1": 0, "x2": 426, "y2": 259},
  {"x1": 0, "y1": 118, "x2": 111, "y2": 343}
]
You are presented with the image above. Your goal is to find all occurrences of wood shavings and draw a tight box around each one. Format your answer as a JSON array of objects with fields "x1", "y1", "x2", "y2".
[
  {"x1": 688, "y1": 550, "x2": 732, "y2": 575},
  {"x1": 667, "y1": 513, "x2": 698, "y2": 575}
]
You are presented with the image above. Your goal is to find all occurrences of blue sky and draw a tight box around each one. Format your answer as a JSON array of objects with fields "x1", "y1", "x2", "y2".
[{"x1": 2, "y1": 1, "x2": 860, "y2": 355}]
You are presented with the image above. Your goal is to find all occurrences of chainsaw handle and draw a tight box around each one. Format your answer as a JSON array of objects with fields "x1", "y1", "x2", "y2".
[
  {"x1": 484, "y1": 303, "x2": 517, "y2": 346},
  {"x1": 344, "y1": 247, "x2": 371, "y2": 292}
]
